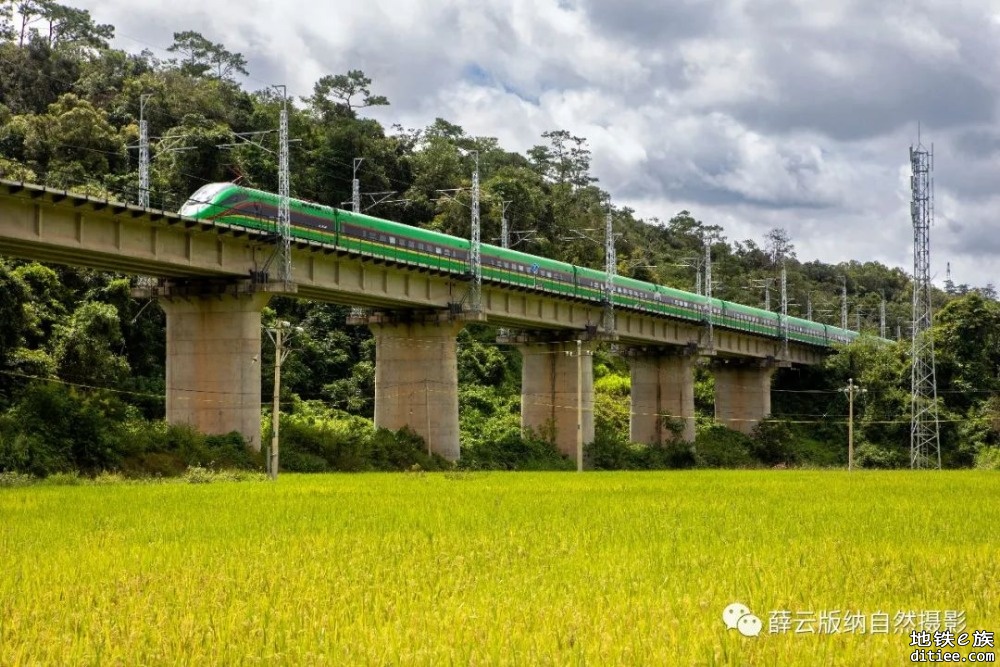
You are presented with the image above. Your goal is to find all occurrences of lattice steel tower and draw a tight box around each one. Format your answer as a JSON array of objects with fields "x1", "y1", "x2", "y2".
[{"x1": 909, "y1": 140, "x2": 941, "y2": 469}]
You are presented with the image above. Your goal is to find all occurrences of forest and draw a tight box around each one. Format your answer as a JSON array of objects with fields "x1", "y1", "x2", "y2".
[{"x1": 1, "y1": 0, "x2": 999, "y2": 476}]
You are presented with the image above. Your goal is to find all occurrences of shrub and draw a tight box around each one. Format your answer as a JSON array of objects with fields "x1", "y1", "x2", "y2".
[
  {"x1": 460, "y1": 427, "x2": 574, "y2": 471},
  {"x1": 693, "y1": 424, "x2": 755, "y2": 468},
  {"x1": 854, "y1": 442, "x2": 905, "y2": 469},
  {"x1": 974, "y1": 446, "x2": 1000, "y2": 470},
  {"x1": 0, "y1": 471, "x2": 36, "y2": 487}
]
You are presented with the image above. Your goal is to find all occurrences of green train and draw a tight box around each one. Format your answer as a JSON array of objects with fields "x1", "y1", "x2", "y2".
[{"x1": 180, "y1": 183, "x2": 859, "y2": 347}]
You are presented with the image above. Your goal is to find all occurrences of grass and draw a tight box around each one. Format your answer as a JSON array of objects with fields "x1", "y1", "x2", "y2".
[{"x1": 0, "y1": 470, "x2": 998, "y2": 665}]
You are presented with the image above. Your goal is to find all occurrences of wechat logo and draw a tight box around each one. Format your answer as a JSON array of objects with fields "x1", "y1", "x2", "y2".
[{"x1": 723, "y1": 602, "x2": 763, "y2": 637}]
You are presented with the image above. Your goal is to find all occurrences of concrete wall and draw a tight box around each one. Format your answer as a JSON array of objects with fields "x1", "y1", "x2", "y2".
[
  {"x1": 368, "y1": 318, "x2": 464, "y2": 461},
  {"x1": 519, "y1": 341, "x2": 594, "y2": 464},
  {"x1": 160, "y1": 292, "x2": 270, "y2": 451},
  {"x1": 629, "y1": 351, "x2": 696, "y2": 444},
  {"x1": 712, "y1": 361, "x2": 776, "y2": 434}
]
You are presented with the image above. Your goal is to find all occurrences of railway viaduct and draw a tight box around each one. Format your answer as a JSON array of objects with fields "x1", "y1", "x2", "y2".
[{"x1": 0, "y1": 180, "x2": 831, "y2": 463}]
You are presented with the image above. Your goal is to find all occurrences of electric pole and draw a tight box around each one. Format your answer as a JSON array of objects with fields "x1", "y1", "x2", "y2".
[
  {"x1": 880, "y1": 292, "x2": 887, "y2": 339},
  {"x1": 843, "y1": 378, "x2": 866, "y2": 471},
  {"x1": 603, "y1": 201, "x2": 616, "y2": 333},
  {"x1": 352, "y1": 158, "x2": 363, "y2": 213},
  {"x1": 704, "y1": 236, "x2": 714, "y2": 352},
  {"x1": 276, "y1": 85, "x2": 291, "y2": 285},
  {"x1": 841, "y1": 277, "x2": 848, "y2": 330},
  {"x1": 469, "y1": 151, "x2": 482, "y2": 311},
  {"x1": 576, "y1": 339, "x2": 583, "y2": 472},
  {"x1": 138, "y1": 93, "x2": 151, "y2": 208},
  {"x1": 780, "y1": 262, "x2": 788, "y2": 358},
  {"x1": 265, "y1": 321, "x2": 301, "y2": 480},
  {"x1": 500, "y1": 199, "x2": 513, "y2": 249}
]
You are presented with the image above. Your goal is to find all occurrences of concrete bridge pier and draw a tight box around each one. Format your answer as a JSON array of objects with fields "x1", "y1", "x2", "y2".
[
  {"x1": 626, "y1": 346, "x2": 697, "y2": 444},
  {"x1": 150, "y1": 282, "x2": 274, "y2": 451},
  {"x1": 354, "y1": 310, "x2": 480, "y2": 461},
  {"x1": 711, "y1": 359, "x2": 778, "y2": 434},
  {"x1": 512, "y1": 335, "x2": 596, "y2": 465}
]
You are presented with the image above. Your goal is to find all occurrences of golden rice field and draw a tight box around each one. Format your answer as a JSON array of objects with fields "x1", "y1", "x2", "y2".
[{"x1": 1, "y1": 471, "x2": 998, "y2": 666}]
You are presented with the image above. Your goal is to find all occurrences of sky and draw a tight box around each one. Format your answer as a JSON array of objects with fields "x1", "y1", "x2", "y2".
[{"x1": 73, "y1": 0, "x2": 1000, "y2": 288}]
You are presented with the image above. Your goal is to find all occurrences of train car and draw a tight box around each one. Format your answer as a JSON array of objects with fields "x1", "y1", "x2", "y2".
[
  {"x1": 611, "y1": 274, "x2": 707, "y2": 322},
  {"x1": 481, "y1": 243, "x2": 578, "y2": 298}
]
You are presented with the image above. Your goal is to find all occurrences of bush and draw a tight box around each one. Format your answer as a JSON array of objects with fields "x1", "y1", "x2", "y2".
[
  {"x1": 0, "y1": 471, "x2": 36, "y2": 487},
  {"x1": 693, "y1": 424, "x2": 755, "y2": 468},
  {"x1": 854, "y1": 442, "x2": 905, "y2": 469},
  {"x1": 749, "y1": 419, "x2": 797, "y2": 466},
  {"x1": 974, "y1": 446, "x2": 1000, "y2": 470},
  {"x1": 275, "y1": 404, "x2": 451, "y2": 472},
  {"x1": 460, "y1": 427, "x2": 574, "y2": 471},
  {"x1": 587, "y1": 434, "x2": 696, "y2": 470}
]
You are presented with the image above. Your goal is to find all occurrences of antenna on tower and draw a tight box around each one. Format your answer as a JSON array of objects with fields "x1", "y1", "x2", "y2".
[{"x1": 910, "y1": 136, "x2": 941, "y2": 469}]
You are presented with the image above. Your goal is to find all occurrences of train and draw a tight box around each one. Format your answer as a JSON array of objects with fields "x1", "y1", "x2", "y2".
[{"x1": 179, "y1": 182, "x2": 859, "y2": 347}]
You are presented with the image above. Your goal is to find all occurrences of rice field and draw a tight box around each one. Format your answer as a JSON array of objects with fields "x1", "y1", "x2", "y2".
[{"x1": 1, "y1": 471, "x2": 998, "y2": 666}]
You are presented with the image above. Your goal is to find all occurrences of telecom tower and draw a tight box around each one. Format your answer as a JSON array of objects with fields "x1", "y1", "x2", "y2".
[{"x1": 909, "y1": 139, "x2": 941, "y2": 469}]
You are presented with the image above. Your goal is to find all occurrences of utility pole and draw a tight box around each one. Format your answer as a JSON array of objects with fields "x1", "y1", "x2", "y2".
[
  {"x1": 265, "y1": 321, "x2": 301, "y2": 480},
  {"x1": 603, "y1": 201, "x2": 616, "y2": 333},
  {"x1": 576, "y1": 339, "x2": 583, "y2": 472},
  {"x1": 780, "y1": 262, "x2": 788, "y2": 358},
  {"x1": 843, "y1": 378, "x2": 866, "y2": 471},
  {"x1": 806, "y1": 292, "x2": 813, "y2": 321},
  {"x1": 351, "y1": 158, "x2": 363, "y2": 213},
  {"x1": 276, "y1": 85, "x2": 291, "y2": 285},
  {"x1": 469, "y1": 151, "x2": 482, "y2": 311},
  {"x1": 138, "y1": 93, "x2": 152, "y2": 208},
  {"x1": 500, "y1": 199, "x2": 514, "y2": 249},
  {"x1": 880, "y1": 292, "x2": 887, "y2": 339},
  {"x1": 704, "y1": 236, "x2": 714, "y2": 352},
  {"x1": 841, "y1": 277, "x2": 848, "y2": 330}
]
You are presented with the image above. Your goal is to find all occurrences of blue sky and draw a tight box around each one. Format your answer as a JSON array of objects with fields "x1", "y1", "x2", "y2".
[{"x1": 73, "y1": 0, "x2": 1000, "y2": 289}]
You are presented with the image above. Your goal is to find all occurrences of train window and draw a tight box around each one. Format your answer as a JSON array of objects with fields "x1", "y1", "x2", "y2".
[
  {"x1": 435, "y1": 247, "x2": 441, "y2": 255},
  {"x1": 389, "y1": 236, "x2": 396, "y2": 245},
  {"x1": 379, "y1": 234, "x2": 387, "y2": 243},
  {"x1": 418, "y1": 243, "x2": 425, "y2": 250}
]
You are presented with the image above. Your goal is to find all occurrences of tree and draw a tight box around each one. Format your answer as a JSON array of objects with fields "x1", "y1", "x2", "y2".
[
  {"x1": 528, "y1": 130, "x2": 596, "y2": 188},
  {"x1": 52, "y1": 301, "x2": 130, "y2": 386},
  {"x1": 764, "y1": 227, "x2": 795, "y2": 265},
  {"x1": 0, "y1": 259, "x2": 29, "y2": 370},
  {"x1": 16, "y1": 0, "x2": 112, "y2": 49},
  {"x1": 167, "y1": 30, "x2": 248, "y2": 81},
  {"x1": 305, "y1": 70, "x2": 388, "y2": 119},
  {"x1": 1, "y1": 0, "x2": 14, "y2": 42}
]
